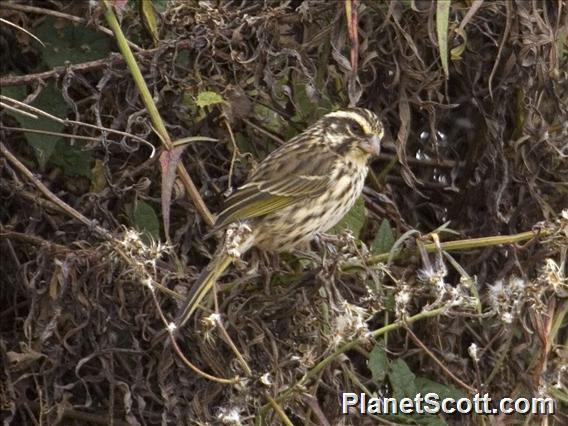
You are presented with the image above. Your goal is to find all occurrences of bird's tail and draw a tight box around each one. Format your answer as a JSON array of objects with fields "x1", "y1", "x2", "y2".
[{"x1": 174, "y1": 251, "x2": 233, "y2": 329}]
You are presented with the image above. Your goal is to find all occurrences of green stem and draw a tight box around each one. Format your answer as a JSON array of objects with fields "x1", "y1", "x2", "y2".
[
  {"x1": 101, "y1": 1, "x2": 169, "y2": 142},
  {"x1": 100, "y1": 1, "x2": 214, "y2": 226},
  {"x1": 343, "y1": 229, "x2": 550, "y2": 271}
]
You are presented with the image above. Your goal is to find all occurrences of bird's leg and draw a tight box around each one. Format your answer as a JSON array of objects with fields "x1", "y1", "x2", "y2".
[
  {"x1": 319, "y1": 230, "x2": 358, "y2": 246},
  {"x1": 338, "y1": 230, "x2": 359, "y2": 251},
  {"x1": 262, "y1": 251, "x2": 276, "y2": 292},
  {"x1": 312, "y1": 232, "x2": 342, "y2": 255},
  {"x1": 291, "y1": 247, "x2": 321, "y2": 264}
]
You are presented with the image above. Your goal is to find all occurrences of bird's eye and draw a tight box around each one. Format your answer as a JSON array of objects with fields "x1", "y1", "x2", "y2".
[{"x1": 348, "y1": 121, "x2": 365, "y2": 136}]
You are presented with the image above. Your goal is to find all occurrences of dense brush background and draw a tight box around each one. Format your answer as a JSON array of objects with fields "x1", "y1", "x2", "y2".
[{"x1": 0, "y1": 1, "x2": 566, "y2": 425}]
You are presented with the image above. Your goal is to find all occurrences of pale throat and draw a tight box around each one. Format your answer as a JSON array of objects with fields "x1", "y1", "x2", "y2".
[{"x1": 346, "y1": 148, "x2": 370, "y2": 169}]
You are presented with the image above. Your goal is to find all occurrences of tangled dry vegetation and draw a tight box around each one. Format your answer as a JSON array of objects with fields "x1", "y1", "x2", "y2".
[{"x1": 1, "y1": 1, "x2": 567, "y2": 425}]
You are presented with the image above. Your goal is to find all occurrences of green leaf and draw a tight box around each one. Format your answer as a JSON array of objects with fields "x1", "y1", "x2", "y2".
[
  {"x1": 450, "y1": 27, "x2": 467, "y2": 61},
  {"x1": 415, "y1": 377, "x2": 465, "y2": 400},
  {"x1": 384, "y1": 292, "x2": 396, "y2": 311},
  {"x1": 195, "y1": 91, "x2": 226, "y2": 108},
  {"x1": 132, "y1": 200, "x2": 160, "y2": 243},
  {"x1": 371, "y1": 219, "x2": 395, "y2": 254},
  {"x1": 51, "y1": 140, "x2": 93, "y2": 179},
  {"x1": 381, "y1": 364, "x2": 458, "y2": 426},
  {"x1": 0, "y1": 85, "x2": 26, "y2": 100},
  {"x1": 289, "y1": 83, "x2": 332, "y2": 130},
  {"x1": 35, "y1": 16, "x2": 110, "y2": 68},
  {"x1": 413, "y1": 416, "x2": 448, "y2": 426},
  {"x1": 90, "y1": 160, "x2": 107, "y2": 193},
  {"x1": 175, "y1": 50, "x2": 191, "y2": 69},
  {"x1": 331, "y1": 196, "x2": 366, "y2": 238},
  {"x1": 436, "y1": 0, "x2": 451, "y2": 79},
  {"x1": 388, "y1": 358, "x2": 418, "y2": 400},
  {"x1": 153, "y1": 0, "x2": 169, "y2": 12},
  {"x1": 139, "y1": 0, "x2": 160, "y2": 45},
  {"x1": 1, "y1": 83, "x2": 67, "y2": 170},
  {"x1": 235, "y1": 132, "x2": 255, "y2": 154},
  {"x1": 292, "y1": 82, "x2": 316, "y2": 121},
  {"x1": 368, "y1": 344, "x2": 389, "y2": 383},
  {"x1": 254, "y1": 104, "x2": 285, "y2": 134}
]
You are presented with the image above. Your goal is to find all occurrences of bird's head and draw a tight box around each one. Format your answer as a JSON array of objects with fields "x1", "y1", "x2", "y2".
[{"x1": 315, "y1": 108, "x2": 384, "y2": 164}]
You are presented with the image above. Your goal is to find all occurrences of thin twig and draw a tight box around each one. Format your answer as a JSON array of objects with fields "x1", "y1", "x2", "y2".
[
  {"x1": 145, "y1": 273, "x2": 243, "y2": 383},
  {"x1": 168, "y1": 332, "x2": 240, "y2": 385},
  {"x1": 405, "y1": 326, "x2": 477, "y2": 393},
  {"x1": 0, "y1": 40, "x2": 191, "y2": 87},
  {"x1": 0, "y1": 142, "x2": 181, "y2": 300},
  {"x1": 0, "y1": 227, "x2": 68, "y2": 252},
  {"x1": 215, "y1": 315, "x2": 253, "y2": 376},
  {"x1": 488, "y1": 0, "x2": 511, "y2": 99},
  {"x1": 0, "y1": 102, "x2": 38, "y2": 119},
  {"x1": 0, "y1": 142, "x2": 110, "y2": 237},
  {"x1": 0, "y1": 18, "x2": 45, "y2": 46},
  {"x1": 1, "y1": 96, "x2": 156, "y2": 157},
  {"x1": 223, "y1": 117, "x2": 239, "y2": 190},
  {"x1": 1, "y1": 2, "x2": 141, "y2": 50},
  {"x1": 242, "y1": 118, "x2": 286, "y2": 145},
  {"x1": 266, "y1": 396, "x2": 294, "y2": 426}
]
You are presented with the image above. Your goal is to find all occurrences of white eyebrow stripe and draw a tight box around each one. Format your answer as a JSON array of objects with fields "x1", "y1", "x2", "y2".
[{"x1": 326, "y1": 110, "x2": 372, "y2": 134}]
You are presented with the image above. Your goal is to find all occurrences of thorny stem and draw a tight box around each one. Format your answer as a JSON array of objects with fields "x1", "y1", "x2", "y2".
[{"x1": 100, "y1": 0, "x2": 214, "y2": 226}]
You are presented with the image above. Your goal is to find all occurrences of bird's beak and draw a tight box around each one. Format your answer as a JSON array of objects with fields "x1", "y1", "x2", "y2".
[{"x1": 360, "y1": 134, "x2": 382, "y2": 156}]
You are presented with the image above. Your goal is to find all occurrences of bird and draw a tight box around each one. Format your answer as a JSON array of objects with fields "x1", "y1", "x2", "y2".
[{"x1": 174, "y1": 107, "x2": 384, "y2": 330}]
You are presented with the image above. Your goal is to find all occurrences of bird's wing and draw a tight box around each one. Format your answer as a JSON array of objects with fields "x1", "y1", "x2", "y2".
[
  {"x1": 214, "y1": 174, "x2": 329, "y2": 230},
  {"x1": 213, "y1": 145, "x2": 337, "y2": 231}
]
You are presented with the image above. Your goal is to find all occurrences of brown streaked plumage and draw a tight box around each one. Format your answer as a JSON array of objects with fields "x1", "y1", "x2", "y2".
[{"x1": 175, "y1": 108, "x2": 384, "y2": 329}]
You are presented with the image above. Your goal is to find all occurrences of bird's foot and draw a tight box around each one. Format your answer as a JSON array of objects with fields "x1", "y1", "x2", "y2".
[{"x1": 312, "y1": 232, "x2": 347, "y2": 255}]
